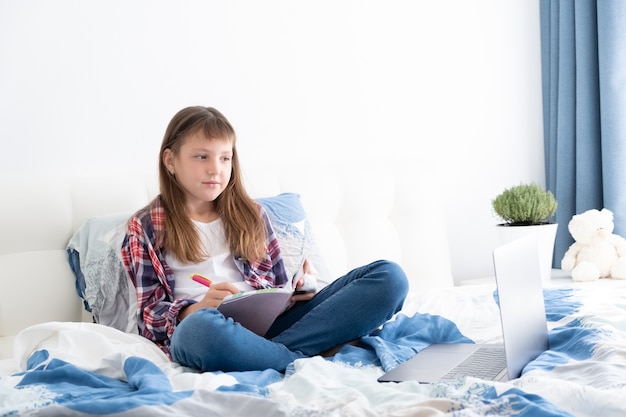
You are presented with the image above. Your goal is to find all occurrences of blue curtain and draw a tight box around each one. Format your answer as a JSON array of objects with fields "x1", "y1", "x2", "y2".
[{"x1": 540, "y1": 0, "x2": 626, "y2": 266}]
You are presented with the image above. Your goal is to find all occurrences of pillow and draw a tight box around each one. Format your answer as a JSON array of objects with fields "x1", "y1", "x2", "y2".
[
  {"x1": 67, "y1": 193, "x2": 330, "y2": 334},
  {"x1": 257, "y1": 193, "x2": 331, "y2": 287},
  {"x1": 67, "y1": 212, "x2": 138, "y2": 334}
]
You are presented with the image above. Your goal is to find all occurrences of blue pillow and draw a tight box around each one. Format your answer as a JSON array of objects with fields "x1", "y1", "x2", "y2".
[
  {"x1": 257, "y1": 192, "x2": 307, "y2": 224},
  {"x1": 256, "y1": 193, "x2": 309, "y2": 280},
  {"x1": 256, "y1": 193, "x2": 330, "y2": 286}
]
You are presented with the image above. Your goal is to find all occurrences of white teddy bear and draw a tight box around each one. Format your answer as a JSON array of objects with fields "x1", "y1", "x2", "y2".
[{"x1": 561, "y1": 208, "x2": 626, "y2": 281}]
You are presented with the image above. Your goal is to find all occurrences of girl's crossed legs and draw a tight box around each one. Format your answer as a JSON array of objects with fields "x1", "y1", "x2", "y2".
[{"x1": 171, "y1": 260, "x2": 408, "y2": 372}]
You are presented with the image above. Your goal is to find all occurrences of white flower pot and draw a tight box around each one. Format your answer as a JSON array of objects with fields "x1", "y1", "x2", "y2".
[{"x1": 496, "y1": 223, "x2": 558, "y2": 285}]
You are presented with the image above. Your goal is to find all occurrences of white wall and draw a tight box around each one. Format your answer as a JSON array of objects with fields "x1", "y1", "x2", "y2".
[{"x1": 0, "y1": 0, "x2": 544, "y2": 284}]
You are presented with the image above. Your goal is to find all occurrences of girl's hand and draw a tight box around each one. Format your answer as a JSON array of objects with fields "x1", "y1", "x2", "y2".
[
  {"x1": 178, "y1": 281, "x2": 239, "y2": 321},
  {"x1": 200, "y1": 281, "x2": 240, "y2": 308},
  {"x1": 292, "y1": 259, "x2": 317, "y2": 302}
]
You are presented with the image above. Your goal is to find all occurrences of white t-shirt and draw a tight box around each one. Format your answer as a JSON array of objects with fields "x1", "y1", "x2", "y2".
[{"x1": 167, "y1": 218, "x2": 254, "y2": 301}]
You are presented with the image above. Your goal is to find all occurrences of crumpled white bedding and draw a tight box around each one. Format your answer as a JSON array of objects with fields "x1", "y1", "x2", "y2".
[{"x1": 3, "y1": 280, "x2": 626, "y2": 416}]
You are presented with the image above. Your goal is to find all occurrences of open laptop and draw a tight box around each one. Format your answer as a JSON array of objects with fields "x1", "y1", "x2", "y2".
[{"x1": 378, "y1": 234, "x2": 549, "y2": 383}]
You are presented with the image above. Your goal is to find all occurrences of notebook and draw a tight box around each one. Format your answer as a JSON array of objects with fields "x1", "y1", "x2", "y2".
[
  {"x1": 378, "y1": 234, "x2": 549, "y2": 383},
  {"x1": 217, "y1": 288, "x2": 294, "y2": 336}
]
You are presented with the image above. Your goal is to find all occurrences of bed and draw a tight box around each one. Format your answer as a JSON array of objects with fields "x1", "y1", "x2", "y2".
[{"x1": 1, "y1": 162, "x2": 625, "y2": 417}]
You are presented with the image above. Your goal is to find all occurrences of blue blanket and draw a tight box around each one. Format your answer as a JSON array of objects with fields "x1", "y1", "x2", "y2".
[{"x1": 2, "y1": 283, "x2": 624, "y2": 417}]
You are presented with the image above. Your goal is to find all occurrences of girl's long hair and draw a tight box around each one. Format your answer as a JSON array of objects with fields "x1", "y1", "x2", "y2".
[{"x1": 158, "y1": 106, "x2": 266, "y2": 264}]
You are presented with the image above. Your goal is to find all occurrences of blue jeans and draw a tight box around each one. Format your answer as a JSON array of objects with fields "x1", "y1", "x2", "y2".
[{"x1": 170, "y1": 259, "x2": 408, "y2": 372}]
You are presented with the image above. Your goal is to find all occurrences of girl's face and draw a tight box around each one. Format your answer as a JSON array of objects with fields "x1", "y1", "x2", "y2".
[{"x1": 163, "y1": 130, "x2": 233, "y2": 221}]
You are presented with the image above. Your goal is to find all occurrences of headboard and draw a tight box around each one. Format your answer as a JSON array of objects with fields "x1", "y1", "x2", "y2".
[{"x1": 0, "y1": 161, "x2": 453, "y2": 360}]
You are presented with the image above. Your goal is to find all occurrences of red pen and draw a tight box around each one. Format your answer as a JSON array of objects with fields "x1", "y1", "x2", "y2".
[{"x1": 190, "y1": 273, "x2": 212, "y2": 287}]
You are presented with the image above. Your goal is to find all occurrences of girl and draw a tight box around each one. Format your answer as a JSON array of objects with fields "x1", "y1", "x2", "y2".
[{"x1": 121, "y1": 106, "x2": 408, "y2": 372}]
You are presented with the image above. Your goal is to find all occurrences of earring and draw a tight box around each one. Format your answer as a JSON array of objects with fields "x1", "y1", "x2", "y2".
[{"x1": 170, "y1": 170, "x2": 174, "y2": 176}]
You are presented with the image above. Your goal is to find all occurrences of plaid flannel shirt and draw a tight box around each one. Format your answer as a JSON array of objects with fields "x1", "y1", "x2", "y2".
[{"x1": 120, "y1": 196, "x2": 289, "y2": 358}]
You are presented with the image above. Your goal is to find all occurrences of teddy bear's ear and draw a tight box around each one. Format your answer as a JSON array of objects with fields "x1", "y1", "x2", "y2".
[{"x1": 600, "y1": 208, "x2": 614, "y2": 219}]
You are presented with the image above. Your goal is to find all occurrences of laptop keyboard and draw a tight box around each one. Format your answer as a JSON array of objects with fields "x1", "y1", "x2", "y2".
[{"x1": 442, "y1": 347, "x2": 507, "y2": 380}]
